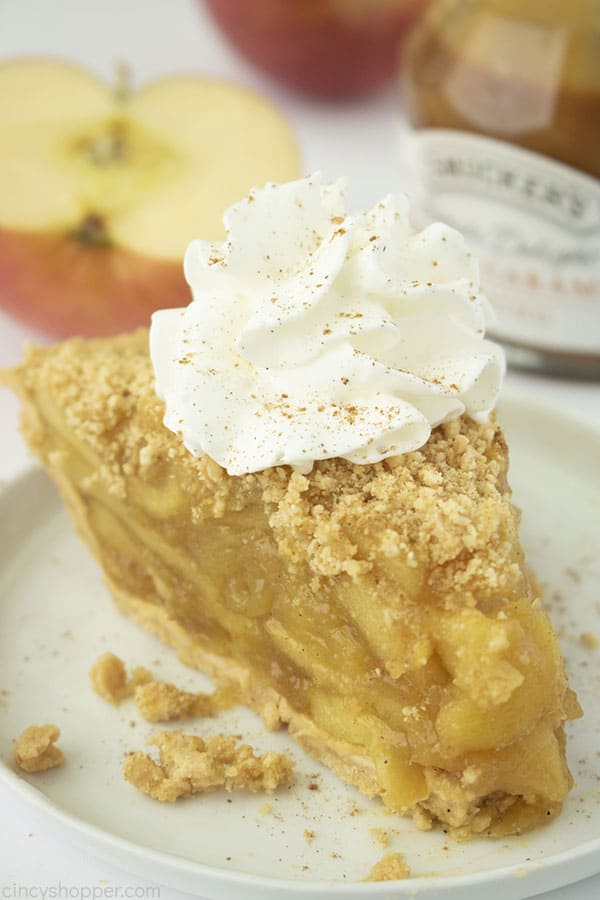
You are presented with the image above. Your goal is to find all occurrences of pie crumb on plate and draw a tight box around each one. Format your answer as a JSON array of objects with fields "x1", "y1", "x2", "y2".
[
  {"x1": 14, "y1": 723, "x2": 64, "y2": 773},
  {"x1": 122, "y1": 730, "x2": 294, "y2": 802}
]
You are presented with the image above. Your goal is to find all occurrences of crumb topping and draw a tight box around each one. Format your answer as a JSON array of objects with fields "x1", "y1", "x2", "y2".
[
  {"x1": 14, "y1": 724, "x2": 64, "y2": 773},
  {"x1": 89, "y1": 651, "x2": 237, "y2": 720},
  {"x1": 134, "y1": 680, "x2": 237, "y2": 722},
  {"x1": 364, "y1": 851, "x2": 410, "y2": 882},
  {"x1": 369, "y1": 827, "x2": 390, "y2": 847},
  {"x1": 413, "y1": 806, "x2": 434, "y2": 831},
  {"x1": 122, "y1": 731, "x2": 294, "y2": 802},
  {"x1": 89, "y1": 652, "x2": 152, "y2": 704}
]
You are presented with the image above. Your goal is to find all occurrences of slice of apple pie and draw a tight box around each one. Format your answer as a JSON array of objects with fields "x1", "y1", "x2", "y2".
[
  {"x1": 3, "y1": 175, "x2": 580, "y2": 838},
  {"x1": 5, "y1": 329, "x2": 579, "y2": 837}
]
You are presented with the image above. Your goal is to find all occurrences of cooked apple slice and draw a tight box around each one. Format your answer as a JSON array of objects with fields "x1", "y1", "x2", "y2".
[{"x1": 0, "y1": 59, "x2": 299, "y2": 337}]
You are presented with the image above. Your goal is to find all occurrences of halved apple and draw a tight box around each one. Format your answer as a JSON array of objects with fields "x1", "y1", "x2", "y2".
[{"x1": 0, "y1": 60, "x2": 300, "y2": 337}]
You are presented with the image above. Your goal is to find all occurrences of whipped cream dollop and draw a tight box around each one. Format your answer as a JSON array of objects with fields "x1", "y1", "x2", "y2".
[{"x1": 150, "y1": 174, "x2": 505, "y2": 476}]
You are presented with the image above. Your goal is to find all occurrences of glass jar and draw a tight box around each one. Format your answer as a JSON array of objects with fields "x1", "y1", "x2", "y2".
[{"x1": 402, "y1": 0, "x2": 600, "y2": 378}]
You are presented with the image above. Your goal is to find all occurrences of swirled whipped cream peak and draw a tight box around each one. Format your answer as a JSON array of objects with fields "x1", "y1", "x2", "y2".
[{"x1": 150, "y1": 173, "x2": 505, "y2": 476}]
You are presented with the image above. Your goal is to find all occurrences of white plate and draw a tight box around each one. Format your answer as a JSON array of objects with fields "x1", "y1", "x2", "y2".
[{"x1": 0, "y1": 394, "x2": 599, "y2": 900}]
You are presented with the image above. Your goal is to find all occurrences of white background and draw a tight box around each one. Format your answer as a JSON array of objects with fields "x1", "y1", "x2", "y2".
[{"x1": 0, "y1": 1, "x2": 598, "y2": 897}]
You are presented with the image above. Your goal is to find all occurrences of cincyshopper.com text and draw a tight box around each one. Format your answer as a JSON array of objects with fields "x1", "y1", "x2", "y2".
[{"x1": 2, "y1": 885, "x2": 160, "y2": 900}]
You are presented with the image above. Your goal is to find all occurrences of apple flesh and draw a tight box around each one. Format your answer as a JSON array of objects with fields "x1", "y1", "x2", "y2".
[
  {"x1": 204, "y1": 0, "x2": 425, "y2": 99},
  {"x1": 0, "y1": 60, "x2": 299, "y2": 338}
]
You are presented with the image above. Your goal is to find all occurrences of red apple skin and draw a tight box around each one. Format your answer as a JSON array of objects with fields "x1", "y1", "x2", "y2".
[
  {"x1": 0, "y1": 229, "x2": 189, "y2": 339},
  {"x1": 204, "y1": 0, "x2": 424, "y2": 98}
]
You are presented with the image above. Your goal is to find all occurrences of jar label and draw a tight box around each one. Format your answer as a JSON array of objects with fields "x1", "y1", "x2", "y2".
[{"x1": 404, "y1": 128, "x2": 600, "y2": 354}]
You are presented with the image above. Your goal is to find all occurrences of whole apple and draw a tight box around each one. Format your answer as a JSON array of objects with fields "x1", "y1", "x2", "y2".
[
  {"x1": 204, "y1": 0, "x2": 426, "y2": 98},
  {"x1": 0, "y1": 60, "x2": 299, "y2": 339}
]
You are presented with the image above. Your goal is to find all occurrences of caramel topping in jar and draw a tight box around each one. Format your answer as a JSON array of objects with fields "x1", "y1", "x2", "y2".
[
  {"x1": 403, "y1": 0, "x2": 600, "y2": 377},
  {"x1": 405, "y1": 0, "x2": 600, "y2": 178}
]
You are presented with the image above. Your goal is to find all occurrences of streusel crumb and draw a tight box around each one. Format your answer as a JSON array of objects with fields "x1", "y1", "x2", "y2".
[
  {"x1": 14, "y1": 724, "x2": 64, "y2": 773},
  {"x1": 90, "y1": 652, "x2": 238, "y2": 721},
  {"x1": 364, "y1": 851, "x2": 410, "y2": 882},
  {"x1": 123, "y1": 731, "x2": 294, "y2": 802},
  {"x1": 369, "y1": 828, "x2": 390, "y2": 847},
  {"x1": 134, "y1": 681, "x2": 238, "y2": 722},
  {"x1": 413, "y1": 806, "x2": 434, "y2": 831},
  {"x1": 89, "y1": 652, "x2": 152, "y2": 704}
]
